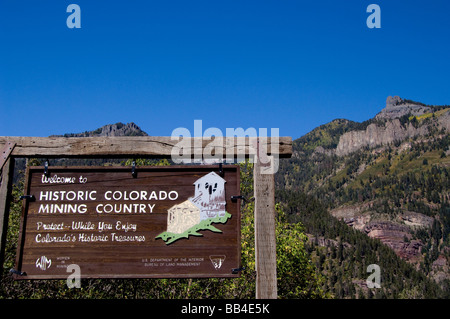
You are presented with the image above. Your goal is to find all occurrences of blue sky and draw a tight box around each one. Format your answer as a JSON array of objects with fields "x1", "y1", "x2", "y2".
[{"x1": 1, "y1": 0, "x2": 449, "y2": 139}]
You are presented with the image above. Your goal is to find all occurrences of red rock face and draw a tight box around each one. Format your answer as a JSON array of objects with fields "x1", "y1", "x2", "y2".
[{"x1": 364, "y1": 221, "x2": 422, "y2": 262}]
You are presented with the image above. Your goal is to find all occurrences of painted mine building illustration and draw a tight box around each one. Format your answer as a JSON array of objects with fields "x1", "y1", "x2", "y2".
[
  {"x1": 166, "y1": 200, "x2": 200, "y2": 234},
  {"x1": 166, "y1": 172, "x2": 226, "y2": 234}
]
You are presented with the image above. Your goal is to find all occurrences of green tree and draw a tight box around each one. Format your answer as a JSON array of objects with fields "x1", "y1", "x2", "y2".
[{"x1": 275, "y1": 204, "x2": 327, "y2": 298}]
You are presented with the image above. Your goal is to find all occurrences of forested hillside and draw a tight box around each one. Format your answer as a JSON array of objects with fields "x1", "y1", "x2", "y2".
[{"x1": 275, "y1": 97, "x2": 450, "y2": 298}]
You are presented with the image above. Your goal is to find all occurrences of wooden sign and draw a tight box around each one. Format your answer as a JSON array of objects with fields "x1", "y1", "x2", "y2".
[{"x1": 14, "y1": 165, "x2": 241, "y2": 279}]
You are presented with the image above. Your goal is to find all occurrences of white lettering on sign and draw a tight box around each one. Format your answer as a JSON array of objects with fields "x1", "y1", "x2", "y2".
[
  {"x1": 71, "y1": 221, "x2": 95, "y2": 230},
  {"x1": 78, "y1": 233, "x2": 109, "y2": 242},
  {"x1": 104, "y1": 190, "x2": 178, "y2": 201},
  {"x1": 32, "y1": 219, "x2": 145, "y2": 244},
  {"x1": 42, "y1": 174, "x2": 76, "y2": 184},
  {"x1": 116, "y1": 221, "x2": 137, "y2": 232},
  {"x1": 36, "y1": 221, "x2": 65, "y2": 231},
  {"x1": 95, "y1": 203, "x2": 155, "y2": 214},
  {"x1": 38, "y1": 203, "x2": 87, "y2": 214},
  {"x1": 39, "y1": 190, "x2": 97, "y2": 201},
  {"x1": 36, "y1": 189, "x2": 178, "y2": 214},
  {"x1": 35, "y1": 233, "x2": 76, "y2": 243},
  {"x1": 98, "y1": 221, "x2": 113, "y2": 232},
  {"x1": 110, "y1": 233, "x2": 146, "y2": 242}
]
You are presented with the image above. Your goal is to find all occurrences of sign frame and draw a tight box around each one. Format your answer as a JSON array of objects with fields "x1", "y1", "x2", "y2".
[{"x1": 14, "y1": 164, "x2": 241, "y2": 280}]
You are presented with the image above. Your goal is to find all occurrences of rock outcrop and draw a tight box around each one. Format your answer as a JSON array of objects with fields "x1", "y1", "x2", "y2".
[
  {"x1": 431, "y1": 255, "x2": 450, "y2": 284},
  {"x1": 335, "y1": 118, "x2": 427, "y2": 156},
  {"x1": 55, "y1": 122, "x2": 148, "y2": 137},
  {"x1": 376, "y1": 96, "x2": 432, "y2": 120},
  {"x1": 364, "y1": 221, "x2": 422, "y2": 262},
  {"x1": 335, "y1": 96, "x2": 449, "y2": 156},
  {"x1": 399, "y1": 211, "x2": 434, "y2": 229},
  {"x1": 331, "y1": 204, "x2": 434, "y2": 263},
  {"x1": 439, "y1": 110, "x2": 450, "y2": 131}
]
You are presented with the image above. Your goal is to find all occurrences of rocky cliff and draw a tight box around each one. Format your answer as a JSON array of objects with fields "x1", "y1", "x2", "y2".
[
  {"x1": 376, "y1": 96, "x2": 432, "y2": 120},
  {"x1": 363, "y1": 221, "x2": 423, "y2": 262},
  {"x1": 335, "y1": 118, "x2": 428, "y2": 156},
  {"x1": 331, "y1": 204, "x2": 434, "y2": 263},
  {"x1": 54, "y1": 122, "x2": 148, "y2": 137},
  {"x1": 335, "y1": 96, "x2": 449, "y2": 156}
]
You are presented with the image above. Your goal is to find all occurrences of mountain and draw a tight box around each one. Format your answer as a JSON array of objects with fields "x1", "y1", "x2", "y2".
[
  {"x1": 276, "y1": 96, "x2": 450, "y2": 297},
  {"x1": 13, "y1": 122, "x2": 149, "y2": 182},
  {"x1": 376, "y1": 95, "x2": 434, "y2": 120},
  {"x1": 336, "y1": 96, "x2": 450, "y2": 156},
  {"x1": 52, "y1": 122, "x2": 148, "y2": 137}
]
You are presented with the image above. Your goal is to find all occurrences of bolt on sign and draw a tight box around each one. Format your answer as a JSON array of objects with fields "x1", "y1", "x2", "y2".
[{"x1": 14, "y1": 165, "x2": 241, "y2": 279}]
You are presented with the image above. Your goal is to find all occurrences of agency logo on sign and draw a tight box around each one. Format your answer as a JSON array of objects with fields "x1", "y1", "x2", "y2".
[
  {"x1": 210, "y1": 255, "x2": 226, "y2": 270},
  {"x1": 36, "y1": 256, "x2": 52, "y2": 271}
]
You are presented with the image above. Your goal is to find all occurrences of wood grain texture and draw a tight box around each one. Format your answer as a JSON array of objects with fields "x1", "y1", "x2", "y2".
[
  {"x1": 0, "y1": 136, "x2": 292, "y2": 158},
  {"x1": 1, "y1": 142, "x2": 15, "y2": 171},
  {"x1": 253, "y1": 153, "x2": 278, "y2": 299}
]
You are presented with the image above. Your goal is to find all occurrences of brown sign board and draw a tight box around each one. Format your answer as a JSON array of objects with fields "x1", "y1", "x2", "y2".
[{"x1": 14, "y1": 165, "x2": 241, "y2": 279}]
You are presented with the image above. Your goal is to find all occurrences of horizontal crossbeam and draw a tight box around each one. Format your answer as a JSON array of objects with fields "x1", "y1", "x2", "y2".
[{"x1": 0, "y1": 136, "x2": 292, "y2": 159}]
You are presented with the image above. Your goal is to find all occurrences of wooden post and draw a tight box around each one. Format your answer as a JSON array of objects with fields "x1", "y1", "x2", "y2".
[
  {"x1": 253, "y1": 140, "x2": 277, "y2": 299},
  {"x1": 0, "y1": 158, "x2": 14, "y2": 276}
]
